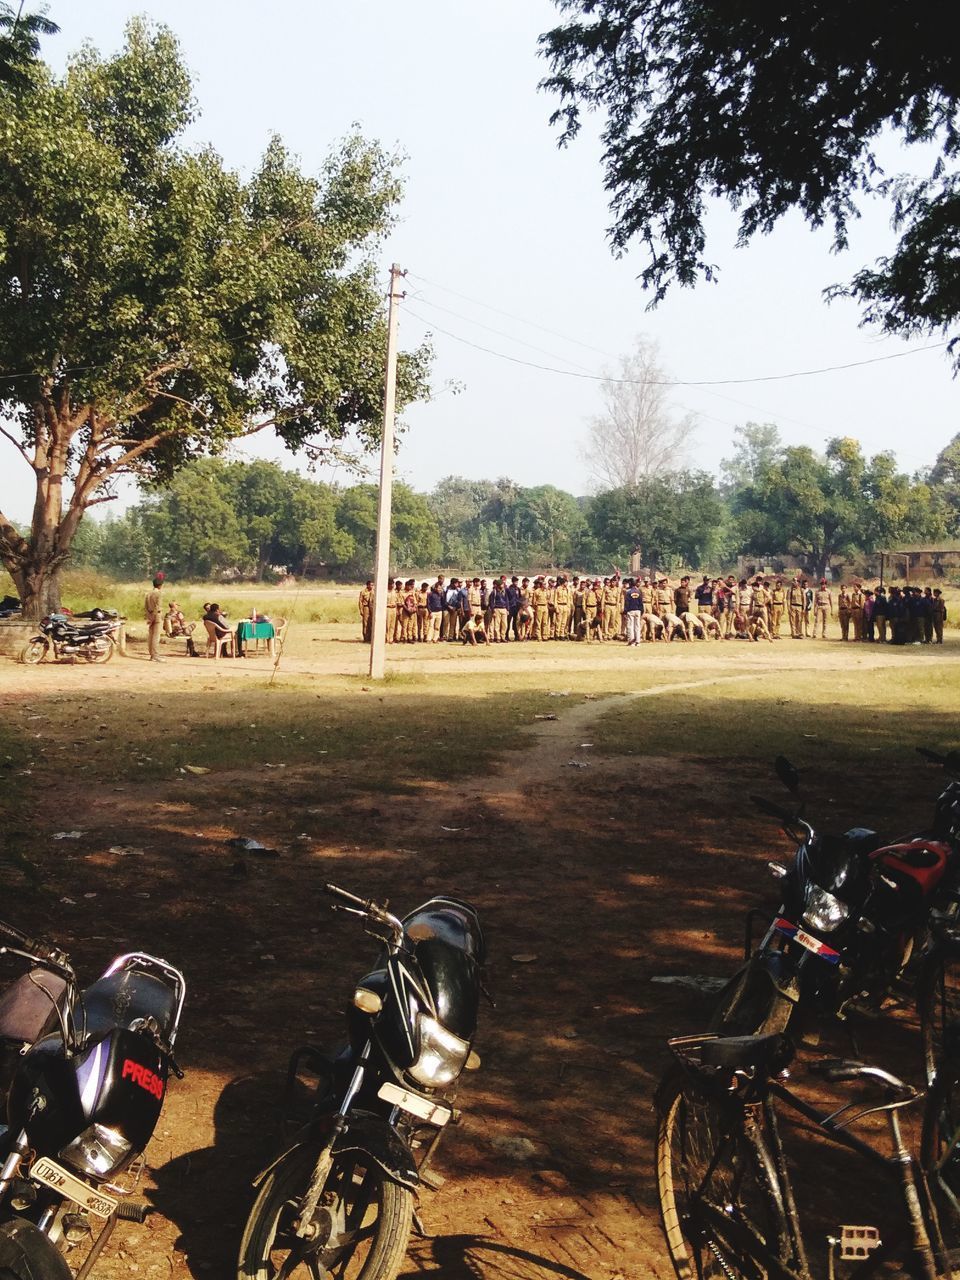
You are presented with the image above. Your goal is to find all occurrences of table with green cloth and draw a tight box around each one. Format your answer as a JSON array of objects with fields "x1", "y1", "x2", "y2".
[{"x1": 235, "y1": 619, "x2": 276, "y2": 655}]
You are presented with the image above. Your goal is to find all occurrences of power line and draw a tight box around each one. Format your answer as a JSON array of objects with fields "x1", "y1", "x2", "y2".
[{"x1": 404, "y1": 303, "x2": 949, "y2": 387}]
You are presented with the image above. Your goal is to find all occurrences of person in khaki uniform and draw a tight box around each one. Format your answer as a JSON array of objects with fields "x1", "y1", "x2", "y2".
[
  {"x1": 849, "y1": 584, "x2": 865, "y2": 641},
  {"x1": 787, "y1": 580, "x2": 805, "y2": 638},
  {"x1": 572, "y1": 581, "x2": 586, "y2": 640},
  {"x1": 751, "y1": 579, "x2": 770, "y2": 630},
  {"x1": 837, "y1": 585, "x2": 852, "y2": 640},
  {"x1": 768, "y1": 579, "x2": 786, "y2": 637},
  {"x1": 640, "y1": 578, "x2": 656, "y2": 618},
  {"x1": 813, "y1": 579, "x2": 833, "y2": 638},
  {"x1": 721, "y1": 576, "x2": 739, "y2": 637},
  {"x1": 144, "y1": 573, "x2": 165, "y2": 662},
  {"x1": 553, "y1": 577, "x2": 572, "y2": 639},
  {"x1": 602, "y1": 579, "x2": 621, "y2": 638},
  {"x1": 531, "y1": 578, "x2": 551, "y2": 641},
  {"x1": 583, "y1": 581, "x2": 601, "y2": 642},
  {"x1": 655, "y1": 578, "x2": 673, "y2": 625},
  {"x1": 358, "y1": 580, "x2": 374, "y2": 643},
  {"x1": 416, "y1": 582, "x2": 429, "y2": 642}
]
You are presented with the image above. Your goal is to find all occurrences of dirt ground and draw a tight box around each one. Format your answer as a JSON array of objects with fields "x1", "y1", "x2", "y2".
[{"x1": 1, "y1": 632, "x2": 957, "y2": 1280}]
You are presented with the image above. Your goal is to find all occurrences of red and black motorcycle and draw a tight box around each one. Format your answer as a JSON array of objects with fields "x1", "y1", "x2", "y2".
[
  {"x1": 715, "y1": 750, "x2": 960, "y2": 1074},
  {"x1": 0, "y1": 918, "x2": 185, "y2": 1278}
]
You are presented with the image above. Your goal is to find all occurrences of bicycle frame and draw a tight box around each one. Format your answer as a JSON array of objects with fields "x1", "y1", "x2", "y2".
[{"x1": 686, "y1": 1072, "x2": 943, "y2": 1280}]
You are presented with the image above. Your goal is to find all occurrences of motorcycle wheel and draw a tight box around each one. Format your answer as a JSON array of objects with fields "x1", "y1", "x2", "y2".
[
  {"x1": 0, "y1": 1219, "x2": 73, "y2": 1280},
  {"x1": 237, "y1": 1144, "x2": 413, "y2": 1280},
  {"x1": 919, "y1": 948, "x2": 960, "y2": 1089},
  {"x1": 83, "y1": 638, "x2": 114, "y2": 664},
  {"x1": 656, "y1": 1069, "x2": 785, "y2": 1280},
  {"x1": 709, "y1": 962, "x2": 794, "y2": 1036},
  {"x1": 18, "y1": 639, "x2": 48, "y2": 666}
]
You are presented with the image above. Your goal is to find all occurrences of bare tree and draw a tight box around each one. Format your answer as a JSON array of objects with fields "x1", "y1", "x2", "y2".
[{"x1": 583, "y1": 339, "x2": 696, "y2": 490}]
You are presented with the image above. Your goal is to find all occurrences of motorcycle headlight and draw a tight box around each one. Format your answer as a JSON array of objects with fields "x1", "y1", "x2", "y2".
[
  {"x1": 60, "y1": 1124, "x2": 133, "y2": 1179},
  {"x1": 407, "y1": 1014, "x2": 471, "y2": 1089},
  {"x1": 801, "y1": 884, "x2": 850, "y2": 933}
]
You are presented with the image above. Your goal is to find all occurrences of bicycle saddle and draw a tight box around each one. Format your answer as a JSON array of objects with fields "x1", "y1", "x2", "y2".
[{"x1": 700, "y1": 1033, "x2": 794, "y2": 1075}]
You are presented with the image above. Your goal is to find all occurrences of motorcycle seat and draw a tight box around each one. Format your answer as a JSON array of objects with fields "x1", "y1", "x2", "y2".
[
  {"x1": 700, "y1": 1033, "x2": 794, "y2": 1075},
  {"x1": 80, "y1": 968, "x2": 178, "y2": 1044},
  {"x1": 872, "y1": 840, "x2": 951, "y2": 896},
  {"x1": 0, "y1": 971, "x2": 68, "y2": 1044}
]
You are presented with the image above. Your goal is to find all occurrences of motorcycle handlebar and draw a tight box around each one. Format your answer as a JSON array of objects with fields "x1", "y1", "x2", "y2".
[
  {"x1": 0, "y1": 918, "x2": 69, "y2": 969},
  {"x1": 323, "y1": 883, "x2": 404, "y2": 942}
]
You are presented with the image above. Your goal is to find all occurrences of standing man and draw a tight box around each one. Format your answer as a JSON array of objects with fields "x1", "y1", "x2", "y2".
[
  {"x1": 932, "y1": 589, "x2": 947, "y2": 644},
  {"x1": 874, "y1": 586, "x2": 889, "y2": 643},
  {"x1": 623, "y1": 578, "x2": 644, "y2": 646},
  {"x1": 813, "y1": 579, "x2": 833, "y2": 639},
  {"x1": 849, "y1": 582, "x2": 865, "y2": 642},
  {"x1": 769, "y1": 578, "x2": 786, "y2": 637},
  {"x1": 553, "y1": 576, "x2": 572, "y2": 640},
  {"x1": 837, "y1": 584, "x2": 852, "y2": 640},
  {"x1": 787, "y1": 578, "x2": 805, "y2": 639},
  {"x1": 145, "y1": 572, "x2": 165, "y2": 662},
  {"x1": 358, "y1": 580, "x2": 374, "y2": 643},
  {"x1": 532, "y1": 578, "x2": 551, "y2": 641}
]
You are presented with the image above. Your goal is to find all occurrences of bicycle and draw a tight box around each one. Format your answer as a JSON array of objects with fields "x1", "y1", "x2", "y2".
[{"x1": 656, "y1": 1031, "x2": 960, "y2": 1280}]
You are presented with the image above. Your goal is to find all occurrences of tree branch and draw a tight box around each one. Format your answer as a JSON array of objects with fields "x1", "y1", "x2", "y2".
[{"x1": 0, "y1": 423, "x2": 31, "y2": 464}]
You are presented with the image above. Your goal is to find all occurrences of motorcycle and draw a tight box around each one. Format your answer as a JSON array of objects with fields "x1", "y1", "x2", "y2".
[
  {"x1": 714, "y1": 751, "x2": 960, "y2": 1051},
  {"x1": 0, "y1": 918, "x2": 185, "y2": 1278},
  {"x1": 238, "y1": 882, "x2": 486, "y2": 1280},
  {"x1": 19, "y1": 613, "x2": 120, "y2": 665}
]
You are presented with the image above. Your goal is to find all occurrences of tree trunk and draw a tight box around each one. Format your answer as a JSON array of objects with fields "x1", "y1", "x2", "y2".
[{"x1": 9, "y1": 559, "x2": 63, "y2": 621}]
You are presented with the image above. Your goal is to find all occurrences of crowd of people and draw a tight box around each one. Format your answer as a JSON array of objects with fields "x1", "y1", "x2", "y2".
[{"x1": 358, "y1": 573, "x2": 950, "y2": 647}]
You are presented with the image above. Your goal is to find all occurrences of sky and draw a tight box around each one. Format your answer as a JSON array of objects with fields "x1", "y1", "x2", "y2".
[{"x1": 2, "y1": 0, "x2": 958, "y2": 522}]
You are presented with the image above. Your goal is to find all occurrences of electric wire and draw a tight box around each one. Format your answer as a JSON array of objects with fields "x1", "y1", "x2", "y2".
[{"x1": 403, "y1": 302, "x2": 948, "y2": 387}]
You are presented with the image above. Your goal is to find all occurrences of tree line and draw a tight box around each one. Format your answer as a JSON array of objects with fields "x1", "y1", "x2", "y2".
[{"x1": 64, "y1": 426, "x2": 960, "y2": 583}]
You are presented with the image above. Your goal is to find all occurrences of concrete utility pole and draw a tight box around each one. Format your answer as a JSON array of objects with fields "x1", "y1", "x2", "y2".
[{"x1": 368, "y1": 263, "x2": 404, "y2": 680}]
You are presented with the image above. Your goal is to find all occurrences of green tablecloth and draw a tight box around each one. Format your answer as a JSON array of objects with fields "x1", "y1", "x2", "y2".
[{"x1": 236, "y1": 620, "x2": 275, "y2": 642}]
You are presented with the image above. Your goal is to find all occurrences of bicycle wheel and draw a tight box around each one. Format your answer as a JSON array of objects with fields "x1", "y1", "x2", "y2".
[
  {"x1": 656, "y1": 1070, "x2": 786, "y2": 1280},
  {"x1": 918, "y1": 949, "x2": 960, "y2": 1088},
  {"x1": 920, "y1": 1053, "x2": 960, "y2": 1272}
]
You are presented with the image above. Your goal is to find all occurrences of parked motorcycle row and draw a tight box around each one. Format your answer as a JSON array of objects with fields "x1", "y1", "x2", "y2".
[
  {"x1": 0, "y1": 883, "x2": 485, "y2": 1280},
  {"x1": 4, "y1": 751, "x2": 960, "y2": 1280}
]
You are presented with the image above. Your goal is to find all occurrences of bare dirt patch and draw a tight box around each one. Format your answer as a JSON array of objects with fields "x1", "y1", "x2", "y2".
[{"x1": 2, "y1": 638, "x2": 958, "y2": 1279}]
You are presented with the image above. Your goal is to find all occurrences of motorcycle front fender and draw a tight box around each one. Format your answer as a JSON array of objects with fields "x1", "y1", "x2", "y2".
[{"x1": 253, "y1": 1113, "x2": 418, "y2": 1193}]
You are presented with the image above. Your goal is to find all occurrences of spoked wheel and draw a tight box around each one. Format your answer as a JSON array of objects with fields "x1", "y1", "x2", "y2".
[
  {"x1": 920, "y1": 1051, "x2": 960, "y2": 1270},
  {"x1": 83, "y1": 637, "x2": 114, "y2": 663},
  {"x1": 238, "y1": 1145, "x2": 413, "y2": 1280},
  {"x1": 656, "y1": 1071, "x2": 784, "y2": 1280},
  {"x1": 710, "y1": 963, "x2": 794, "y2": 1037},
  {"x1": 18, "y1": 639, "x2": 48, "y2": 665},
  {"x1": 0, "y1": 1219, "x2": 73, "y2": 1280},
  {"x1": 918, "y1": 949, "x2": 960, "y2": 1088}
]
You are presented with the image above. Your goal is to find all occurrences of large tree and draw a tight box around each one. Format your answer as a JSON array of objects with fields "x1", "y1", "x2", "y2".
[
  {"x1": 0, "y1": 2, "x2": 56, "y2": 87},
  {"x1": 734, "y1": 436, "x2": 942, "y2": 577},
  {"x1": 582, "y1": 338, "x2": 695, "y2": 490},
  {"x1": 540, "y1": 2, "x2": 960, "y2": 355},
  {"x1": 0, "y1": 21, "x2": 430, "y2": 618}
]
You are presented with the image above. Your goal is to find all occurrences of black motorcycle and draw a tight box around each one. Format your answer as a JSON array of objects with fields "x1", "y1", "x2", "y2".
[
  {"x1": 19, "y1": 613, "x2": 120, "y2": 665},
  {"x1": 238, "y1": 882, "x2": 486, "y2": 1280},
  {"x1": 0, "y1": 918, "x2": 185, "y2": 1278},
  {"x1": 715, "y1": 752, "x2": 960, "y2": 1052}
]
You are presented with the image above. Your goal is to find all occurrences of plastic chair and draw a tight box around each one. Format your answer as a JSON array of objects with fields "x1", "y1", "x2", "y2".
[
  {"x1": 203, "y1": 618, "x2": 234, "y2": 660},
  {"x1": 271, "y1": 617, "x2": 288, "y2": 656}
]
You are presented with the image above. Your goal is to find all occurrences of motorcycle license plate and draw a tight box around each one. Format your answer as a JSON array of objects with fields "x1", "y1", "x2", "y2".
[
  {"x1": 775, "y1": 917, "x2": 840, "y2": 965},
  {"x1": 30, "y1": 1157, "x2": 118, "y2": 1218},
  {"x1": 378, "y1": 1082, "x2": 451, "y2": 1127}
]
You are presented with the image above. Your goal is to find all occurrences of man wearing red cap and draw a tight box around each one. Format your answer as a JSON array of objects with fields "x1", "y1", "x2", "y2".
[{"x1": 145, "y1": 573, "x2": 165, "y2": 662}]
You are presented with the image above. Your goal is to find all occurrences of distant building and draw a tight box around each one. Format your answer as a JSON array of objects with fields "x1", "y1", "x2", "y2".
[{"x1": 879, "y1": 543, "x2": 960, "y2": 582}]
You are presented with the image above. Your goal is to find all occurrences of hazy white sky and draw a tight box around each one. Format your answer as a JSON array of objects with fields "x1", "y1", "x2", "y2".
[{"x1": 2, "y1": 0, "x2": 957, "y2": 521}]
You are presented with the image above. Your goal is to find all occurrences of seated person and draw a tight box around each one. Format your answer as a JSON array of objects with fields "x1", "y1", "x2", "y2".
[
  {"x1": 203, "y1": 602, "x2": 235, "y2": 655},
  {"x1": 164, "y1": 601, "x2": 196, "y2": 638},
  {"x1": 461, "y1": 613, "x2": 487, "y2": 646}
]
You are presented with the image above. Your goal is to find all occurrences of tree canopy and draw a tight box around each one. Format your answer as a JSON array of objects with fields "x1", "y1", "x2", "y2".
[
  {"x1": 0, "y1": 19, "x2": 430, "y2": 616},
  {"x1": 540, "y1": 1, "x2": 960, "y2": 356}
]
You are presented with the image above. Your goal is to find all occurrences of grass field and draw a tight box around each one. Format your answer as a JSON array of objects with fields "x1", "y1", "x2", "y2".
[{"x1": 2, "y1": 581, "x2": 960, "y2": 1279}]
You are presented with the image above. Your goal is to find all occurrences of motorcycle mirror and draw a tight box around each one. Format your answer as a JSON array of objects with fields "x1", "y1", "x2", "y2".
[{"x1": 774, "y1": 754, "x2": 800, "y2": 793}]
